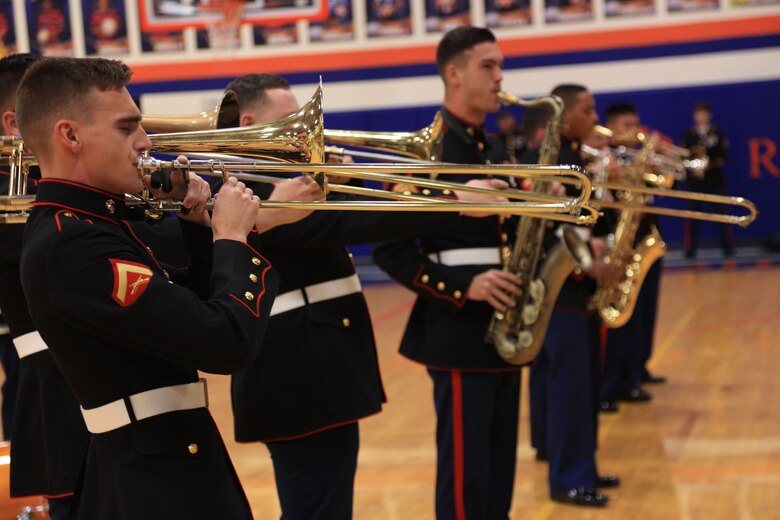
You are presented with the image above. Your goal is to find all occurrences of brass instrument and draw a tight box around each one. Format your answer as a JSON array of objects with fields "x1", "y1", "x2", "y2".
[
  {"x1": 0, "y1": 85, "x2": 598, "y2": 222},
  {"x1": 144, "y1": 84, "x2": 598, "y2": 222},
  {"x1": 142, "y1": 90, "x2": 240, "y2": 132},
  {"x1": 591, "y1": 132, "x2": 667, "y2": 328},
  {"x1": 485, "y1": 92, "x2": 594, "y2": 365}
]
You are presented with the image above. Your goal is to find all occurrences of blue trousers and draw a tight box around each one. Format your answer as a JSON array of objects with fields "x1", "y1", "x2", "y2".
[
  {"x1": 600, "y1": 257, "x2": 662, "y2": 400},
  {"x1": 428, "y1": 368, "x2": 520, "y2": 520},
  {"x1": 530, "y1": 310, "x2": 600, "y2": 492},
  {"x1": 638, "y1": 258, "x2": 662, "y2": 380},
  {"x1": 266, "y1": 422, "x2": 359, "y2": 520}
]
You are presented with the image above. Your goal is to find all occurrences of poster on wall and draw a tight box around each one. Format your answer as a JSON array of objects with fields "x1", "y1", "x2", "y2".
[
  {"x1": 310, "y1": 0, "x2": 353, "y2": 42},
  {"x1": 667, "y1": 0, "x2": 719, "y2": 11},
  {"x1": 730, "y1": 0, "x2": 779, "y2": 6},
  {"x1": 425, "y1": 0, "x2": 471, "y2": 33},
  {"x1": 366, "y1": 0, "x2": 412, "y2": 37},
  {"x1": 82, "y1": 0, "x2": 129, "y2": 55},
  {"x1": 26, "y1": 0, "x2": 75, "y2": 56},
  {"x1": 138, "y1": 0, "x2": 328, "y2": 32},
  {"x1": 0, "y1": 1, "x2": 17, "y2": 55},
  {"x1": 605, "y1": 0, "x2": 655, "y2": 16},
  {"x1": 141, "y1": 30, "x2": 185, "y2": 52},
  {"x1": 253, "y1": 23, "x2": 299, "y2": 46},
  {"x1": 544, "y1": 0, "x2": 593, "y2": 23},
  {"x1": 485, "y1": 0, "x2": 532, "y2": 28}
]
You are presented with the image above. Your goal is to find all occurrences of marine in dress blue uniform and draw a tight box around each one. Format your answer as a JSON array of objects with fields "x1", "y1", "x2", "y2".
[
  {"x1": 0, "y1": 52, "x2": 88, "y2": 519},
  {"x1": 16, "y1": 57, "x2": 279, "y2": 519},
  {"x1": 373, "y1": 27, "x2": 526, "y2": 519},
  {"x1": 220, "y1": 72, "x2": 477, "y2": 520},
  {"x1": 524, "y1": 84, "x2": 619, "y2": 507}
]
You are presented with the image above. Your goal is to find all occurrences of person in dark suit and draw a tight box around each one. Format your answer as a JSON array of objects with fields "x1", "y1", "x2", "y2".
[
  {"x1": 0, "y1": 52, "x2": 91, "y2": 520},
  {"x1": 598, "y1": 102, "x2": 663, "y2": 414},
  {"x1": 221, "y1": 72, "x2": 505, "y2": 520},
  {"x1": 682, "y1": 101, "x2": 734, "y2": 258},
  {"x1": 524, "y1": 84, "x2": 620, "y2": 507},
  {"x1": 373, "y1": 27, "x2": 530, "y2": 519},
  {"x1": 16, "y1": 56, "x2": 280, "y2": 519}
]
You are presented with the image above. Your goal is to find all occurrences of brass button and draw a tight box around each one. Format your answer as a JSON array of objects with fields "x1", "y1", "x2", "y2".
[
  {"x1": 442, "y1": 189, "x2": 451, "y2": 196},
  {"x1": 342, "y1": 318, "x2": 350, "y2": 328},
  {"x1": 466, "y1": 127, "x2": 474, "y2": 136},
  {"x1": 63, "y1": 212, "x2": 73, "y2": 218},
  {"x1": 422, "y1": 189, "x2": 431, "y2": 196},
  {"x1": 162, "y1": 269, "x2": 169, "y2": 280},
  {"x1": 249, "y1": 273, "x2": 258, "y2": 283},
  {"x1": 403, "y1": 190, "x2": 411, "y2": 196},
  {"x1": 245, "y1": 292, "x2": 254, "y2": 301},
  {"x1": 501, "y1": 233, "x2": 508, "y2": 242},
  {"x1": 477, "y1": 142, "x2": 485, "y2": 152},
  {"x1": 454, "y1": 290, "x2": 462, "y2": 299},
  {"x1": 188, "y1": 443, "x2": 198, "y2": 454},
  {"x1": 437, "y1": 282, "x2": 446, "y2": 291},
  {"x1": 251, "y1": 257, "x2": 261, "y2": 266},
  {"x1": 421, "y1": 274, "x2": 429, "y2": 283},
  {"x1": 105, "y1": 200, "x2": 115, "y2": 214}
]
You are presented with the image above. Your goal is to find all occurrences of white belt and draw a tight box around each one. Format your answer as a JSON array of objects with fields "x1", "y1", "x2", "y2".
[
  {"x1": 13, "y1": 331, "x2": 49, "y2": 359},
  {"x1": 81, "y1": 380, "x2": 208, "y2": 434},
  {"x1": 427, "y1": 247, "x2": 502, "y2": 267},
  {"x1": 270, "y1": 274, "x2": 362, "y2": 317}
]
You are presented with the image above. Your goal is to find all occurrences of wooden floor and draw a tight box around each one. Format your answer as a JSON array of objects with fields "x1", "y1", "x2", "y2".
[
  {"x1": 3, "y1": 266, "x2": 778, "y2": 519},
  {"x1": 201, "y1": 266, "x2": 780, "y2": 519}
]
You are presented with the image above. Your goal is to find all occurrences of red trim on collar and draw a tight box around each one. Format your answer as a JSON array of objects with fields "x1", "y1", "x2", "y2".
[
  {"x1": 34, "y1": 202, "x2": 119, "y2": 226},
  {"x1": 38, "y1": 178, "x2": 125, "y2": 200}
]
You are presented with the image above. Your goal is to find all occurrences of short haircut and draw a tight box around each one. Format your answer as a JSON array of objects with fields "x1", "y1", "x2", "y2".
[
  {"x1": 16, "y1": 57, "x2": 132, "y2": 158},
  {"x1": 225, "y1": 73, "x2": 291, "y2": 114},
  {"x1": 496, "y1": 109, "x2": 515, "y2": 121},
  {"x1": 693, "y1": 101, "x2": 711, "y2": 113},
  {"x1": 605, "y1": 102, "x2": 637, "y2": 122},
  {"x1": 436, "y1": 26, "x2": 496, "y2": 78},
  {"x1": 0, "y1": 53, "x2": 41, "y2": 111},
  {"x1": 522, "y1": 105, "x2": 553, "y2": 142},
  {"x1": 551, "y1": 84, "x2": 588, "y2": 111}
]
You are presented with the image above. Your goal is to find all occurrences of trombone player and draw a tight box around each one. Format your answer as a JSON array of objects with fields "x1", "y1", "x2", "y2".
[
  {"x1": 218, "y1": 73, "x2": 508, "y2": 519},
  {"x1": 16, "y1": 57, "x2": 281, "y2": 518}
]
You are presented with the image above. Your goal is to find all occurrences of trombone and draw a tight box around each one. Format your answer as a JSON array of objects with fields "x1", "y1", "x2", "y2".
[
  {"x1": 143, "y1": 83, "x2": 599, "y2": 223},
  {"x1": 137, "y1": 157, "x2": 599, "y2": 221},
  {"x1": 580, "y1": 127, "x2": 757, "y2": 227}
]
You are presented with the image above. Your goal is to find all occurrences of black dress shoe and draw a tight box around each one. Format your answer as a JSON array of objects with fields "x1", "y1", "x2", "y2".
[
  {"x1": 550, "y1": 487, "x2": 608, "y2": 507},
  {"x1": 596, "y1": 475, "x2": 621, "y2": 488},
  {"x1": 600, "y1": 400, "x2": 619, "y2": 413},
  {"x1": 617, "y1": 386, "x2": 652, "y2": 402},
  {"x1": 641, "y1": 373, "x2": 667, "y2": 384}
]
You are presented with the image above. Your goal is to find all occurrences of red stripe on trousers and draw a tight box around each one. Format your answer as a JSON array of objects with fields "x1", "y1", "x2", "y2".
[{"x1": 451, "y1": 370, "x2": 467, "y2": 520}]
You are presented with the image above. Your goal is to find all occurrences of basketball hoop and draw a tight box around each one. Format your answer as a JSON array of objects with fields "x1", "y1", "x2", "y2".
[{"x1": 199, "y1": 0, "x2": 244, "y2": 50}]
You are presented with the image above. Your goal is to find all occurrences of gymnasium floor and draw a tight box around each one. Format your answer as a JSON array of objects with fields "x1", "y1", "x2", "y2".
[
  {"x1": 2, "y1": 263, "x2": 778, "y2": 519},
  {"x1": 209, "y1": 264, "x2": 780, "y2": 519}
]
